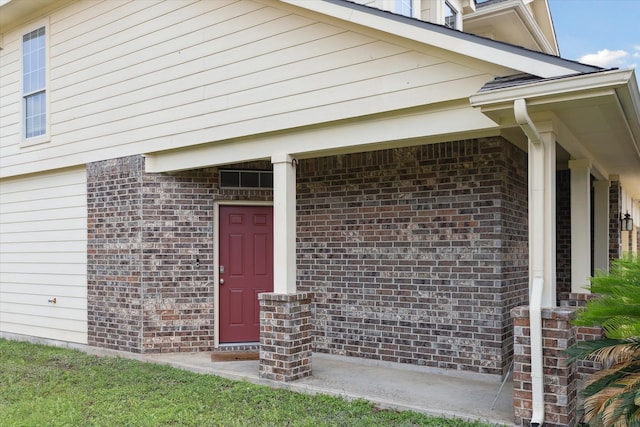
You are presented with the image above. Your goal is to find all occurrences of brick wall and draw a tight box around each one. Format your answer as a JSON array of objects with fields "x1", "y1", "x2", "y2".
[
  {"x1": 88, "y1": 139, "x2": 528, "y2": 373},
  {"x1": 88, "y1": 156, "x2": 272, "y2": 353},
  {"x1": 296, "y1": 137, "x2": 529, "y2": 376},
  {"x1": 139, "y1": 168, "x2": 218, "y2": 353},
  {"x1": 499, "y1": 140, "x2": 531, "y2": 373},
  {"x1": 87, "y1": 156, "x2": 144, "y2": 352},
  {"x1": 556, "y1": 170, "x2": 571, "y2": 297},
  {"x1": 610, "y1": 180, "x2": 621, "y2": 260}
]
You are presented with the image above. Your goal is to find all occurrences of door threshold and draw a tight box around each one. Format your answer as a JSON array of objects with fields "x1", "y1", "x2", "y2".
[
  {"x1": 215, "y1": 342, "x2": 260, "y2": 352},
  {"x1": 212, "y1": 342, "x2": 260, "y2": 362}
]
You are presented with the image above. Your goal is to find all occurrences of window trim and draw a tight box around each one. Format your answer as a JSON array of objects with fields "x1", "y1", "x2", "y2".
[
  {"x1": 20, "y1": 18, "x2": 50, "y2": 147},
  {"x1": 444, "y1": 1, "x2": 460, "y2": 30},
  {"x1": 384, "y1": 0, "x2": 420, "y2": 18},
  {"x1": 394, "y1": 0, "x2": 413, "y2": 17}
]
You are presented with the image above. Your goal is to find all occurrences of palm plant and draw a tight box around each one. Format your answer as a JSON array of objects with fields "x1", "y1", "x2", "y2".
[{"x1": 567, "y1": 255, "x2": 640, "y2": 427}]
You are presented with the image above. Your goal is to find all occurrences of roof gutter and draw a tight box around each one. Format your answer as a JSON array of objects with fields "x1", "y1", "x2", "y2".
[
  {"x1": 514, "y1": 98, "x2": 545, "y2": 427},
  {"x1": 471, "y1": 68, "x2": 640, "y2": 198}
]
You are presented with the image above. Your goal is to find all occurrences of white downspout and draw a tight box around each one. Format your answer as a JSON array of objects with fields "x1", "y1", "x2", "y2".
[
  {"x1": 529, "y1": 278, "x2": 545, "y2": 426},
  {"x1": 514, "y1": 98, "x2": 545, "y2": 426},
  {"x1": 514, "y1": 98, "x2": 541, "y2": 145}
]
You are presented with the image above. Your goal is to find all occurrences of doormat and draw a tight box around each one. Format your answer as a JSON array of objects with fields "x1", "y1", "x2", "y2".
[{"x1": 211, "y1": 351, "x2": 259, "y2": 362}]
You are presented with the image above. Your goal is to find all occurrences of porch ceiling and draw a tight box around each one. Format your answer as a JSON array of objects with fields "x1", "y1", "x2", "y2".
[{"x1": 470, "y1": 69, "x2": 640, "y2": 199}]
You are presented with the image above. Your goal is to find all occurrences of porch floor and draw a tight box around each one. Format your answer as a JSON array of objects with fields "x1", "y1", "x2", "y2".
[{"x1": 143, "y1": 352, "x2": 515, "y2": 426}]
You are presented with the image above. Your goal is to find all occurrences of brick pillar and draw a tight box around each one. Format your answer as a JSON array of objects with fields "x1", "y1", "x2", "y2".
[
  {"x1": 559, "y1": 293, "x2": 604, "y2": 382},
  {"x1": 609, "y1": 179, "x2": 621, "y2": 260},
  {"x1": 259, "y1": 292, "x2": 313, "y2": 382},
  {"x1": 512, "y1": 306, "x2": 578, "y2": 427}
]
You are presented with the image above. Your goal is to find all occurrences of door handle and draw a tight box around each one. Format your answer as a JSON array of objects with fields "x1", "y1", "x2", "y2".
[{"x1": 219, "y1": 278, "x2": 225, "y2": 285}]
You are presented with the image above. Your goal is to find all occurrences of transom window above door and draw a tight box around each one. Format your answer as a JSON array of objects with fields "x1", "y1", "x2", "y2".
[{"x1": 219, "y1": 169, "x2": 273, "y2": 189}]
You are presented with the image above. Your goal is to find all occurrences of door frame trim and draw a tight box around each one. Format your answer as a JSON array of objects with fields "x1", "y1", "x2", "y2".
[{"x1": 213, "y1": 200, "x2": 273, "y2": 348}]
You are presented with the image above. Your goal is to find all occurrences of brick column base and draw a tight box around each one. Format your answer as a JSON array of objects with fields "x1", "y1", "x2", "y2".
[
  {"x1": 259, "y1": 292, "x2": 313, "y2": 382},
  {"x1": 559, "y1": 293, "x2": 604, "y2": 382},
  {"x1": 512, "y1": 306, "x2": 578, "y2": 427},
  {"x1": 558, "y1": 292, "x2": 596, "y2": 308}
]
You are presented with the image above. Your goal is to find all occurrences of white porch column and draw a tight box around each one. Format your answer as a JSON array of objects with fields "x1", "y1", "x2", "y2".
[
  {"x1": 529, "y1": 131, "x2": 557, "y2": 307},
  {"x1": 593, "y1": 180, "x2": 610, "y2": 274},
  {"x1": 569, "y1": 159, "x2": 592, "y2": 294},
  {"x1": 543, "y1": 132, "x2": 557, "y2": 307},
  {"x1": 272, "y1": 154, "x2": 297, "y2": 294}
]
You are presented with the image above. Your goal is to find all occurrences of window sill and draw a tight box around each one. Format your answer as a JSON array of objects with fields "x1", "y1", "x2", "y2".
[{"x1": 21, "y1": 134, "x2": 50, "y2": 148}]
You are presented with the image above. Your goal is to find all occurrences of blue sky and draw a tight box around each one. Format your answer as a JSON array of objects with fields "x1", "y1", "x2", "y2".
[{"x1": 549, "y1": 0, "x2": 639, "y2": 75}]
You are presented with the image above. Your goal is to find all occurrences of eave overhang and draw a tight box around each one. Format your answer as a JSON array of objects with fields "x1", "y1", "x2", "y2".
[
  {"x1": 0, "y1": 0, "x2": 58, "y2": 32},
  {"x1": 470, "y1": 69, "x2": 640, "y2": 198},
  {"x1": 279, "y1": 0, "x2": 596, "y2": 78}
]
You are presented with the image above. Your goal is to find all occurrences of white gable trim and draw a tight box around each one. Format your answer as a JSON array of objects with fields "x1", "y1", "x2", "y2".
[{"x1": 465, "y1": 0, "x2": 556, "y2": 55}]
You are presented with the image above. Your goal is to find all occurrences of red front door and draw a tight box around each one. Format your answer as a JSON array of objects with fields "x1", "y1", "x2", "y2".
[{"x1": 219, "y1": 205, "x2": 273, "y2": 343}]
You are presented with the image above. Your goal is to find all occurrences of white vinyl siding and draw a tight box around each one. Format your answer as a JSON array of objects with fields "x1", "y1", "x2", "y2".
[
  {"x1": 0, "y1": 167, "x2": 88, "y2": 343},
  {"x1": 0, "y1": 0, "x2": 503, "y2": 178}
]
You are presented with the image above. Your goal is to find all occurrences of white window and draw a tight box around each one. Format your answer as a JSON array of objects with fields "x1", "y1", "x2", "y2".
[
  {"x1": 444, "y1": 2, "x2": 458, "y2": 29},
  {"x1": 22, "y1": 26, "x2": 47, "y2": 141},
  {"x1": 395, "y1": 0, "x2": 413, "y2": 16}
]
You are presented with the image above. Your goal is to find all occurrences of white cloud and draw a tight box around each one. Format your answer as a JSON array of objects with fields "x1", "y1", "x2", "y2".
[{"x1": 579, "y1": 49, "x2": 629, "y2": 68}]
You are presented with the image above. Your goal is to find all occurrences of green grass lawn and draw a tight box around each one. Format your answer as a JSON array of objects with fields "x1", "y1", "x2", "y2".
[{"x1": 0, "y1": 339, "x2": 498, "y2": 426}]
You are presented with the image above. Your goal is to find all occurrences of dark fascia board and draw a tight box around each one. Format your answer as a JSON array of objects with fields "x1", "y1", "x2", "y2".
[{"x1": 323, "y1": 0, "x2": 601, "y2": 76}]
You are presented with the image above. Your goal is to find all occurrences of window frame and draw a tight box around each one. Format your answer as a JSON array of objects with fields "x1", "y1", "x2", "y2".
[
  {"x1": 444, "y1": 1, "x2": 460, "y2": 30},
  {"x1": 394, "y1": 0, "x2": 413, "y2": 17},
  {"x1": 219, "y1": 169, "x2": 274, "y2": 190},
  {"x1": 20, "y1": 18, "x2": 50, "y2": 147},
  {"x1": 386, "y1": 0, "x2": 420, "y2": 18}
]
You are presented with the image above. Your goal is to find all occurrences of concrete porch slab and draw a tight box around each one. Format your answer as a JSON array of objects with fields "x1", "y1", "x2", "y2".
[{"x1": 143, "y1": 352, "x2": 515, "y2": 426}]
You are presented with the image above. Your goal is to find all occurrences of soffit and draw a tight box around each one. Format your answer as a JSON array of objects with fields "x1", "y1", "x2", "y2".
[{"x1": 0, "y1": 0, "x2": 58, "y2": 32}]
